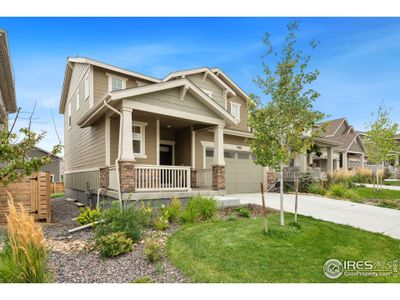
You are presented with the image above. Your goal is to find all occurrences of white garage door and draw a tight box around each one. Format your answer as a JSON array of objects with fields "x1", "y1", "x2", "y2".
[{"x1": 206, "y1": 149, "x2": 264, "y2": 194}]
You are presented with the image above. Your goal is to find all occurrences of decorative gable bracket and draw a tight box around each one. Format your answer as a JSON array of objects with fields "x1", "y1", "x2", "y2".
[{"x1": 180, "y1": 84, "x2": 189, "y2": 101}]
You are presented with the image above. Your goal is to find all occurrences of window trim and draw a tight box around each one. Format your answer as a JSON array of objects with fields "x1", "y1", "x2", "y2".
[
  {"x1": 132, "y1": 121, "x2": 147, "y2": 158},
  {"x1": 230, "y1": 102, "x2": 241, "y2": 121},
  {"x1": 107, "y1": 73, "x2": 128, "y2": 92},
  {"x1": 84, "y1": 75, "x2": 90, "y2": 100},
  {"x1": 67, "y1": 102, "x2": 72, "y2": 130}
]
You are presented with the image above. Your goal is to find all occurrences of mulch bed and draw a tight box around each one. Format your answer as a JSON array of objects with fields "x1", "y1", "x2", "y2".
[{"x1": 44, "y1": 198, "x2": 187, "y2": 283}]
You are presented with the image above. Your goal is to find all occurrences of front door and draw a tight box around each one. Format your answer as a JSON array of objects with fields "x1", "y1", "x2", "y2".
[{"x1": 160, "y1": 144, "x2": 173, "y2": 165}]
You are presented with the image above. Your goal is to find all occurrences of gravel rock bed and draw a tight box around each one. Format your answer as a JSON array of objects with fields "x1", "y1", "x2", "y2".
[{"x1": 44, "y1": 198, "x2": 187, "y2": 283}]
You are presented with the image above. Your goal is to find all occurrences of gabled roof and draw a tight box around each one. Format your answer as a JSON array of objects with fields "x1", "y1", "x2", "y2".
[
  {"x1": 59, "y1": 57, "x2": 161, "y2": 113},
  {"x1": 394, "y1": 133, "x2": 400, "y2": 140},
  {"x1": 0, "y1": 29, "x2": 16, "y2": 114},
  {"x1": 77, "y1": 78, "x2": 239, "y2": 128},
  {"x1": 31, "y1": 146, "x2": 62, "y2": 159},
  {"x1": 162, "y1": 67, "x2": 236, "y2": 97},
  {"x1": 323, "y1": 132, "x2": 365, "y2": 152},
  {"x1": 318, "y1": 117, "x2": 347, "y2": 137},
  {"x1": 211, "y1": 68, "x2": 249, "y2": 100}
]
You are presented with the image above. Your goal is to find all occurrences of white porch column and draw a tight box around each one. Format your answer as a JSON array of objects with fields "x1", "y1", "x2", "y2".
[
  {"x1": 191, "y1": 127, "x2": 196, "y2": 168},
  {"x1": 361, "y1": 153, "x2": 365, "y2": 168},
  {"x1": 342, "y1": 152, "x2": 348, "y2": 170},
  {"x1": 327, "y1": 147, "x2": 333, "y2": 174},
  {"x1": 120, "y1": 106, "x2": 135, "y2": 161},
  {"x1": 213, "y1": 124, "x2": 225, "y2": 166},
  {"x1": 335, "y1": 159, "x2": 340, "y2": 170},
  {"x1": 156, "y1": 119, "x2": 160, "y2": 165}
]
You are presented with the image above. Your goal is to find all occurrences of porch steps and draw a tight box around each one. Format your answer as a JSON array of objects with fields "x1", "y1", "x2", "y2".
[{"x1": 215, "y1": 196, "x2": 240, "y2": 208}]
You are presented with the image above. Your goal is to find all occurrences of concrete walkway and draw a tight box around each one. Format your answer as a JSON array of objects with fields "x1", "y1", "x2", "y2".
[
  {"x1": 355, "y1": 183, "x2": 400, "y2": 191},
  {"x1": 227, "y1": 192, "x2": 400, "y2": 239}
]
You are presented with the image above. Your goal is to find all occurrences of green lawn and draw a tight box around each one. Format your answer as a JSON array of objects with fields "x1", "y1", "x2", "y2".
[
  {"x1": 349, "y1": 187, "x2": 400, "y2": 209},
  {"x1": 167, "y1": 214, "x2": 400, "y2": 283},
  {"x1": 51, "y1": 193, "x2": 64, "y2": 199},
  {"x1": 384, "y1": 180, "x2": 400, "y2": 186}
]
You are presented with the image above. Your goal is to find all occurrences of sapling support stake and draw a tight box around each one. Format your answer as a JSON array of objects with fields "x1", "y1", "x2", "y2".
[{"x1": 294, "y1": 177, "x2": 299, "y2": 223}]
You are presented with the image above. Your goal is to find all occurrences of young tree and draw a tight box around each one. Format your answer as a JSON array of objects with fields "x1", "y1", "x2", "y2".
[
  {"x1": 0, "y1": 107, "x2": 62, "y2": 186},
  {"x1": 248, "y1": 20, "x2": 325, "y2": 226},
  {"x1": 364, "y1": 104, "x2": 399, "y2": 189}
]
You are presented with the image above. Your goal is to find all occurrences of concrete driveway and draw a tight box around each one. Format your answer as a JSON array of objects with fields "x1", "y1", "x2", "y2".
[{"x1": 227, "y1": 192, "x2": 400, "y2": 239}]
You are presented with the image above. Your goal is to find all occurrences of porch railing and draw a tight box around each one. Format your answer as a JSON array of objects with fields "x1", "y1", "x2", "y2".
[
  {"x1": 195, "y1": 169, "x2": 212, "y2": 188},
  {"x1": 135, "y1": 164, "x2": 192, "y2": 192}
]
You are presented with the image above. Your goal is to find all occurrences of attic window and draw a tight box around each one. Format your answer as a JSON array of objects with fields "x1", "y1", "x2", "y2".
[
  {"x1": 107, "y1": 73, "x2": 127, "y2": 92},
  {"x1": 230, "y1": 102, "x2": 241, "y2": 121}
]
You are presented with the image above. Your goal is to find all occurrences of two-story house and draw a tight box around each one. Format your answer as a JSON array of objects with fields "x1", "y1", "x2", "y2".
[
  {"x1": 0, "y1": 29, "x2": 16, "y2": 130},
  {"x1": 59, "y1": 57, "x2": 265, "y2": 203}
]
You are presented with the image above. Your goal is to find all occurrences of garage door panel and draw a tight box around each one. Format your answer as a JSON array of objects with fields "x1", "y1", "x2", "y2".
[{"x1": 206, "y1": 152, "x2": 263, "y2": 193}]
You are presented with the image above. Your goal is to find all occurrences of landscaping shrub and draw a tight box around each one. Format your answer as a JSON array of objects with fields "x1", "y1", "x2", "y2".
[
  {"x1": 143, "y1": 237, "x2": 162, "y2": 263},
  {"x1": 298, "y1": 172, "x2": 314, "y2": 193},
  {"x1": 351, "y1": 168, "x2": 374, "y2": 184},
  {"x1": 153, "y1": 213, "x2": 169, "y2": 231},
  {"x1": 0, "y1": 195, "x2": 51, "y2": 283},
  {"x1": 162, "y1": 197, "x2": 182, "y2": 223},
  {"x1": 180, "y1": 196, "x2": 217, "y2": 223},
  {"x1": 307, "y1": 183, "x2": 326, "y2": 195},
  {"x1": 77, "y1": 206, "x2": 101, "y2": 226},
  {"x1": 343, "y1": 189, "x2": 360, "y2": 200},
  {"x1": 328, "y1": 183, "x2": 348, "y2": 198},
  {"x1": 96, "y1": 232, "x2": 133, "y2": 258},
  {"x1": 235, "y1": 207, "x2": 251, "y2": 218},
  {"x1": 95, "y1": 202, "x2": 144, "y2": 242},
  {"x1": 139, "y1": 201, "x2": 154, "y2": 227}
]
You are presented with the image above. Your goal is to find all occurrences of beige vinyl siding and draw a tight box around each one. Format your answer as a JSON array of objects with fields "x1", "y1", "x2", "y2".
[
  {"x1": 194, "y1": 131, "x2": 249, "y2": 169},
  {"x1": 130, "y1": 88, "x2": 221, "y2": 119},
  {"x1": 64, "y1": 170, "x2": 100, "y2": 192},
  {"x1": 67, "y1": 63, "x2": 90, "y2": 103},
  {"x1": 187, "y1": 73, "x2": 225, "y2": 108},
  {"x1": 64, "y1": 65, "x2": 105, "y2": 174},
  {"x1": 226, "y1": 95, "x2": 249, "y2": 132},
  {"x1": 349, "y1": 138, "x2": 363, "y2": 153},
  {"x1": 109, "y1": 114, "x2": 158, "y2": 165},
  {"x1": 93, "y1": 66, "x2": 153, "y2": 104},
  {"x1": 175, "y1": 127, "x2": 192, "y2": 166}
]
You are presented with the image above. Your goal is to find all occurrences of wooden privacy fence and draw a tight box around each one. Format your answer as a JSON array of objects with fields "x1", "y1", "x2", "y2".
[
  {"x1": 51, "y1": 181, "x2": 64, "y2": 194},
  {"x1": 0, "y1": 172, "x2": 51, "y2": 224}
]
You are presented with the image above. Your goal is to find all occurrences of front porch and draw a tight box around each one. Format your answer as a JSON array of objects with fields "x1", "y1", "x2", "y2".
[{"x1": 99, "y1": 102, "x2": 230, "y2": 200}]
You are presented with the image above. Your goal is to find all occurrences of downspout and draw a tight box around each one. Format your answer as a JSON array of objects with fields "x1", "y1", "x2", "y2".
[{"x1": 103, "y1": 98, "x2": 124, "y2": 208}]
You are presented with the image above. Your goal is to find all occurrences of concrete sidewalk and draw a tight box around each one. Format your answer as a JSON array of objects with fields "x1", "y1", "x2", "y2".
[{"x1": 227, "y1": 192, "x2": 400, "y2": 239}]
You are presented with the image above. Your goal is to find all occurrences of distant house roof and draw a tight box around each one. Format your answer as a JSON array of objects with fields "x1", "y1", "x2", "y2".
[
  {"x1": 31, "y1": 146, "x2": 62, "y2": 160},
  {"x1": 323, "y1": 132, "x2": 365, "y2": 152},
  {"x1": 394, "y1": 133, "x2": 400, "y2": 140},
  {"x1": 318, "y1": 117, "x2": 346, "y2": 137},
  {"x1": 0, "y1": 29, "x2": 17, "y2": 115}
]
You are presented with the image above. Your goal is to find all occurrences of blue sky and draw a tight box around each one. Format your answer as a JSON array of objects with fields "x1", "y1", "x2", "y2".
[{"x1": 1, "y1": 17, "x2": 399, "y2": 152}]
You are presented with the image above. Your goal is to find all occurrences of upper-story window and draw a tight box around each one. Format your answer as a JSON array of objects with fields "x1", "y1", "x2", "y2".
[
  {"x1": 84, "y1": 75, "x2": 90, "y2": 99},
  {"x1": 67, "y1": 102, "x2": 72, "y2": 130},
  {"x1": 132, "y1": 122, "x2": 147, "y2": 157},
  {"x1": 107, "y1": 73, "x2": 127, "y2": 92},
  {"x1": 76, "y1": 92, "x2": 80, "y2": 111},
  {"x1": 230, "y1": 102, "x2": 241, "y2": 121}
]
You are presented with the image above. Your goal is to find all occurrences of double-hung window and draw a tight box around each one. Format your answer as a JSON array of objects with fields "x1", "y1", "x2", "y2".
[
  {"x1": 230, "y1": 102, "x2": 241, "y2": 121},
  {"x1": 67, "y1": 102, "x2": 72, "y2": 129},
  {"x1": 84, "y1": 75, "x2": 90, "y2": 99},
  {"x1": 107, "y1": 73, "x2": 127, "y2": 92},
  {"x1": 132, "y1": 122, "x2": 147, "y2": 157}
]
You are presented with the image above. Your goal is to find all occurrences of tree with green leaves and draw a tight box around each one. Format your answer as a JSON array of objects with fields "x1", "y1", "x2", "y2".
[
  {"x1": 0, "y1": 107, "x2": 62, "y2": 186},
  {"x1": 248, "y1": 20, "x2": 325, "y2": 226},
  {"x1": 364, "y1": 104, "x2": 399, "y2": 189}
]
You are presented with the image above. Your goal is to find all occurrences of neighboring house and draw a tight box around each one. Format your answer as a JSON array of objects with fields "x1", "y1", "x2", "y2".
[
  {"x1": 59, "y1": 57, "x2": 263, "y2": 202},
  {"x1": 294, "y1": 117, "x2": 366, "y2": 174},
  {"x1": 28, "y1": 146, "x2": 64, "y2": 182},
  {"x1": 0, "y1": 29, "x2": 16, "y2": 130}
]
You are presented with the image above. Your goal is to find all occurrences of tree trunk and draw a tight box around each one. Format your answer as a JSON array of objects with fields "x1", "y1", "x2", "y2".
[
  {"x1": 381, "y1": 162, "x2": 385, "y2": 189},
  {"x1": 280, "y1": 163, "x2": 285, "y2": 226},
  {"x1": 294, "y1": 177, "x2": 299, "y2": 223},
  {"x1": 260, "y1": 182, "x2": 268, "y2": 234}
]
